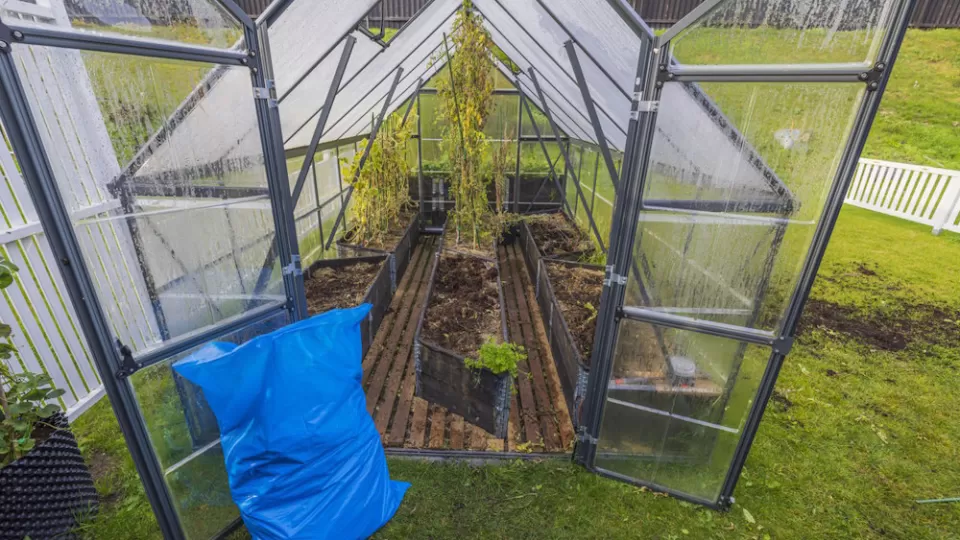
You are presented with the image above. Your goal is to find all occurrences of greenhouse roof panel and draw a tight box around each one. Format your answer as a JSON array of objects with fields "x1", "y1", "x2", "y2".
[
  {"x1": 268, "y1": 0, "x2": 381, "y2": 97},
  {"x1": 283, "y1": 0, "x2": 462, "y2": 149},
  {"x1": 472, "y1": 0, "x2": 633, "y2": 146},
  {"x1": 278, "y1": 34, "x2": 383, "y2": 145}
]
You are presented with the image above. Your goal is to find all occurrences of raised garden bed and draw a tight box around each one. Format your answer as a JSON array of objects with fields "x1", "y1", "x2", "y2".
[
  {"x1": 304, "y1": 254, "x2": 392, "y2": 357},
  {"x1": 414, "y1": 234, "x2": 512, "y2": 438},
  {"x1": 519, "y1": 211, "x2": 594, "y2": 282},
  {"x1": 535, "y1": 258, "x2": 604, "y2": 421},
  {"x1": 337, "y1": 212, "x2": 420, "y2": 290}
]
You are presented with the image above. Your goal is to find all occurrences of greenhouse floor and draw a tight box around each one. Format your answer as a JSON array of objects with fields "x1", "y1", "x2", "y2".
[{"x1": 362, "y1": 235, "x2": 575, "y2": 453}]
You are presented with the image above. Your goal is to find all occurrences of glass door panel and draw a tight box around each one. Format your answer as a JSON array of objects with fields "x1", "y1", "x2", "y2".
[
  {"x1": 595, "y1": 320, "x2": 770, "y2": 502},
  {"x1": 130, "y1": 311, "x2": 289, "y2": 539},
  {"x1": 10, "y1": 37, "x2": 294, "y2": 538}
]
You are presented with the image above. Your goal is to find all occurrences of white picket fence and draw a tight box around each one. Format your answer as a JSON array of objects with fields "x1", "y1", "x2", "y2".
[{"x1": 846, "y1": 158, "x2": 960, "y2": 235}]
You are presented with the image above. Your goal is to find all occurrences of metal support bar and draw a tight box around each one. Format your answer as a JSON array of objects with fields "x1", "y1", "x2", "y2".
[
  {"x1": 514, "y1": 92, "x2": 524, "y2": 213},
  {"x1": 417, "y1": 87, "x2": 425, "y2": 215},
  {"x1": 666, "y1": 62, "x2": 879, "y2": 83},
  {"x1": 520, "y1": 88, "x2": 570, "y2": 217},
  {"x1": 620, "y1": 306, "x2": 778, "y2": 347},
  {"x1": 528, "y1": 69, "x2": 606, "y2": 252},
  {"x1": 291, "y1": 36, "x2": 356, "y2": 208},
  {"x1": 565, "y1": 41, "x2": 620, "y2": 191},
  {"x1": 247, "y1": 25, "x2": 307, "y2": 320},
  {"x1": 0, "y1": 44, "x2": 185, "y2": 540},
  {"x1": 4, "y1": 22, "x2": 248, "y2": 65},
  {"x1": 325, "y1": 67, "x2": 405, "y2": 251},
  {"x1": 402, "y1": 78, "x2": 424, "y2": 127}
]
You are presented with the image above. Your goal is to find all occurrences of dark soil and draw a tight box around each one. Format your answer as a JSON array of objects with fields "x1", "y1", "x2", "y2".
[
  {"x1": 799, "y1": 299, "x2": 960, "y2": 352},
  {"x1": 545, "y1": 261, "x2": 603, "y2": 367},
  {"x1": 527, "y1": 213, "x2": 591, "y2": 257},
  {"x1": 304, "y1": 261, "x2": 382, "y2": 315},
  {"x1": 422, "y1": 254, "x2": 502, "y2": 358}
]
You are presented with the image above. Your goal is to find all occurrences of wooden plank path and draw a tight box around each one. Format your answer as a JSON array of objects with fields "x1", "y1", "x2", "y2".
[{"x1": 362, "y1": 236, "x2": 573, "y2": 453}]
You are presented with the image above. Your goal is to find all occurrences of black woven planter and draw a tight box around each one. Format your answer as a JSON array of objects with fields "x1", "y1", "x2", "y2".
[
  {"x1": 414, "y1": 233, "x2": 512, "y2": 438},
  {"x1": 337, "y1": 213, "x2": 420, "y2": 290},
  {"x1": 0, "y1": 413, "x2": 98, "y2": 540}
]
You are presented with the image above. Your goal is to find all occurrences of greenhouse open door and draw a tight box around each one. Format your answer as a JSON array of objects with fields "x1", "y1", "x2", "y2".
[
  {"x1": 576, "y1": 0, "x2": 916, "y2": 509},
  {"x1": 0, "y1": 3, "x2": 306, "y2": 538}
]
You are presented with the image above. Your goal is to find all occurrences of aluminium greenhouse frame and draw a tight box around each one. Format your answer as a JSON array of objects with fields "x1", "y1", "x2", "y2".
[{"x1": 0, "y1": 0, "x2": 918, "y2": 537}]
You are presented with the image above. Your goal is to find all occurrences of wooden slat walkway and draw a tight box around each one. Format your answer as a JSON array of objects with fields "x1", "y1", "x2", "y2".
[{"x1": 363, "y1": 236, "x2": 573, "y2": 453}]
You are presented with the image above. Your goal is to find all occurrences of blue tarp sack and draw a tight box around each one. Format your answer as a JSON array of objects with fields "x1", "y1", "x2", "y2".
[{"x1": 173, "y1": 304, "x2": 409, "y2": 539}]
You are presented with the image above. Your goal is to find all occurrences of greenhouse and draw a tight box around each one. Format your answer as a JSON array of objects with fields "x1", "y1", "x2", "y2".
[{"x1": 0, "y1": 0, "x2": 914, "y2": 537}]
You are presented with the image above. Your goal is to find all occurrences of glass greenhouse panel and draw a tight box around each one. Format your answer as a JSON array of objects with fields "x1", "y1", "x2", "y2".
[
  {"x1": 626, "y1": 81, "x2": 865, "y2": 332},
  {"x1": 284, "y1": 0, "x2": 461, "y2": 149},
  {"x1": 472, "y1": 0, "x2": 630, "y2": 146},
  {"x1": 267, "y1": 0, "x2": 380, "y2": 98},
  {"x1": 672, "y1": 0, "x2": 898, "y2": 66},
  {"x1": 13, "y1": 45, "x2": 285, "y2": 349},
  {"x1": 595, "y1": 321, "x2": 772, "y2": 503},
  {"x1": 2, "y1": 0, "x2": 244, "y2": 50},
  {"x1": 130, "y1": 311, "x2": 289, "y2": 539},
  {"x1": 276, "y1": 35, "x2": 382, "y2": 149},
  {"x1": 538, "y1": 0, "x2": 645, "y2": 91}
]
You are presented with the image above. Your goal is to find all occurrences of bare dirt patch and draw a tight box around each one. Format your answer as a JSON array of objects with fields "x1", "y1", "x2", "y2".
[
  {"x1": 527, "y1": 213, "x2": 591, "y2": 257},
  {"x1": 799, "y1": 299, "x2": 960, "y2": 352},
  {"x1": 545, "y1": 262, "x2": 603, "y2": 367},
  {"x1": 304, "y1": 261, "x2": 381, "y2": 315},
  {"x1": 422, "y1": 254, "x2": 501, "y2": 358}
]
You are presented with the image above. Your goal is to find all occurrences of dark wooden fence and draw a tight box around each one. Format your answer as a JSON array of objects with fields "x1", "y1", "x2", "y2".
[{"x1": 236, "y1": 0, "x2": 960, "y2": 29}]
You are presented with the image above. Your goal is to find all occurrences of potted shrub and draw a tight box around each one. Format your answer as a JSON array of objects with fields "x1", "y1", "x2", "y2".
[{"x1": 0, "y1": 256, "x2": 98, "y2": 537}]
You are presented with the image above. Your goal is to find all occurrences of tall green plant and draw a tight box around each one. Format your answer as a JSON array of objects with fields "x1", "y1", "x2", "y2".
[
  {"x1": 0, "y1": 256, "x2": 64, "y2": 467},
  {"x1": 434, "y1": 1, "x2": 496, "y2": 248},
  {"x1": 343, "y1": 113, "x2": 415, "y2": 246}
]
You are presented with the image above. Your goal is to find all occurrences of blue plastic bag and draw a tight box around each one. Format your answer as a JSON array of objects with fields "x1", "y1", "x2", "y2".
[{"x1": 173, "y1": 305, "x2": 409, "y2": 539}]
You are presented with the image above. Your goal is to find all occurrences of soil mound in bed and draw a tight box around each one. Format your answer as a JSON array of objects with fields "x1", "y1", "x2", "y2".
[
  {"x1": 422, "y1": 254, "x2": 501, "y2": 358},
  {"x1": 527, "y1": 213, "x2": 591, "y2": 256},
  {"x1": 546, "y1": 262, "x2": 603, "y2": 367},
  {"x1": 305, "y1": 262, "x2": 381, "y2": 315}
]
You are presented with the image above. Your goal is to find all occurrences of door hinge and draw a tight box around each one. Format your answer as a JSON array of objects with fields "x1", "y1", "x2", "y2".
[
  {"x1": 116, "y1": 339, "x2": 138, "y2": 379},
  {"x1": 630, "y1": 99, "x2": 659, "y2": 119},
  {"x1": 253, "y1": 80, "x2": 277, "y2": 108},
  {"x1": 578, "y1": 428, "x2": 598, "y2": 446},
  {"x1": 604, "y1": 266, "x2": 627, "y2": 287},
  {"x1": 282, "y1": 254, "x2": 302, "y2": 277}
]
